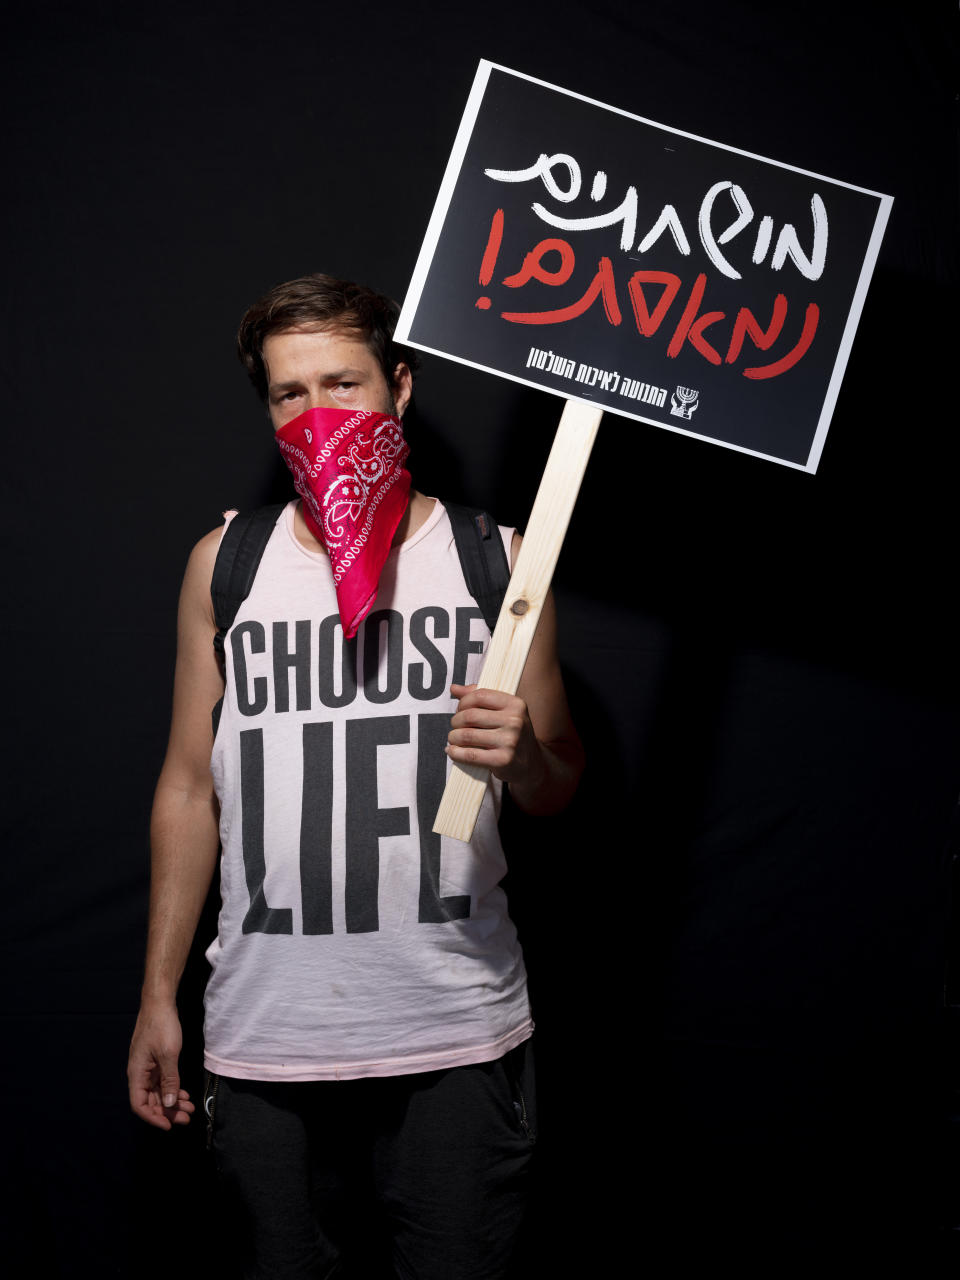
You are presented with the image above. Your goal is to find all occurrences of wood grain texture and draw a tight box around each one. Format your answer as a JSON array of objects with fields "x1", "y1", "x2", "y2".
[{"x1": 433, "y1": 398, "x2": 603, "y2": 841}]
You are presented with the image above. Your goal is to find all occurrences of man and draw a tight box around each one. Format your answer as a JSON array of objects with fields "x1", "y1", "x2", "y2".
[{"x1": 127, "y1": 273, "x2": 583, "y2": 1278}]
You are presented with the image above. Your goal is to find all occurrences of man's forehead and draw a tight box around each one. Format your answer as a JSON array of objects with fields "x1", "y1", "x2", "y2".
[
  {"x1": 265, "y1": 324, "x2": 370, "y2": 351},
  {"x1": 264, "y1": 326, "x2": 378, "y2": 377}
]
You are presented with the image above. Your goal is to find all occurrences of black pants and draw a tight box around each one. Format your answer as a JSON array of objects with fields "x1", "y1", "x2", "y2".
[{"x1": 205, "y1": 1041, "x2": 536, "y2": 1280}]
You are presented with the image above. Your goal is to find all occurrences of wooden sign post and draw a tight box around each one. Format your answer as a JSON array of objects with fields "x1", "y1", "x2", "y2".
[
  {"x1": 397, "y1": 61, "x2": 893, "y2": 839},
  {"x1": 433, "y1": 398, "x2": 601, "y2": 840}
]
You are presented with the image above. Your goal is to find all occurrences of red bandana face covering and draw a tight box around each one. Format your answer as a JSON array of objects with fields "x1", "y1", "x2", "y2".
[{"x1": 275, "y1": 406, "x2": 411, "y2": 638}]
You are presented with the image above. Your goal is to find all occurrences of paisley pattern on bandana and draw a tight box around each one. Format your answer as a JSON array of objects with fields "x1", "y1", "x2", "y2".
[{"x1": 276, "y1": 407, "x2": 411, "y2": 638}]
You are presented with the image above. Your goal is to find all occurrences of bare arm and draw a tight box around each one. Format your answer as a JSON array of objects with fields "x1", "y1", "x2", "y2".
[
  {"x1": 127, "y1": 528, "x2": 224, "y2": 1130},
  {"x1": 446, "y1": 531, "x2": 584, "y2": 816}
]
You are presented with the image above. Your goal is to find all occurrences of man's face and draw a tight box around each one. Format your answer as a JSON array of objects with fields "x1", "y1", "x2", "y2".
[{"x1": 263, "y1": 328, "x2": 412, "y2": 431}]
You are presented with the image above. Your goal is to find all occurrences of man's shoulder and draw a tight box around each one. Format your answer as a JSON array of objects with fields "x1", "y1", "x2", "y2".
[{"x1": 186, "y1": 525, "x2": 226, "y2": 589}]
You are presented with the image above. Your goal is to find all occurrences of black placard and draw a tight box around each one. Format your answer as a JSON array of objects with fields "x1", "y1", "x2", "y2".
[{"x1": 397, "y1": 62, "x2": 892, "y2": 473}]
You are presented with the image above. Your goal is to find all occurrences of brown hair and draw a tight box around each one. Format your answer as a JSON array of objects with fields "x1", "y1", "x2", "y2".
[{"x1": 236, "y1": 272, "x2": 419, "y2": 401}]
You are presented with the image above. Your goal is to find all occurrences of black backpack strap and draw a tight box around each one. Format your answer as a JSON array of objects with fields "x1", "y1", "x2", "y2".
[
  {"x1": 211, "y1": 502, "x2": 286, "y2": 662},
  {"x1": 444, "y1": 501, "x2": 511, "y2": 634},
  {"x1": 210, "y1": 503, "x2": 285, "y2": 736}
]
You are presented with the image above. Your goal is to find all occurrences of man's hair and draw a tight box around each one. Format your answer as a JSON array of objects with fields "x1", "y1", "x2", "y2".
[{"x1": 236, "y1": 272, "x2": 419, "y2": 401}]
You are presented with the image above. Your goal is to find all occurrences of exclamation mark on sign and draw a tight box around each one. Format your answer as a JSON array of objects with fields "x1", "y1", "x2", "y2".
[{"x1": 476, "y1": 209, "x2": 504, "y2": 310}]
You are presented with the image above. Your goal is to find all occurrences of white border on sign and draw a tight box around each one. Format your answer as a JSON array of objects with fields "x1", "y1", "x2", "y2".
[
  {"x1": 805, "y1": 193, "x2": 891, "y2": 472},
  {"x1": 397, "y1": 59, "x2": 894, "y2": 475}
]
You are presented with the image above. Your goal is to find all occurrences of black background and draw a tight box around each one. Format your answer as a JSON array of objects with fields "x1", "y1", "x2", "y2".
[
  {"x1": 405, "y1": 63, "x2": 884, "y2": 466},
  {"x1": 2, "y1": 2, "x2": 958, "y2": 1276}
]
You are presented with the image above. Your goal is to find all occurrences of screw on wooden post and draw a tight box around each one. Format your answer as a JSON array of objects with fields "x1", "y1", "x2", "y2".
[{"x1": 433, "y1": 397, "x2": 603, "y2": 841}]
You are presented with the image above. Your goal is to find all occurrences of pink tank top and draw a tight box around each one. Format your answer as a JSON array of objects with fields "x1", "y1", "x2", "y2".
[{"x1": 204, "y1": 499, "x2": 533, "y2": 1080}]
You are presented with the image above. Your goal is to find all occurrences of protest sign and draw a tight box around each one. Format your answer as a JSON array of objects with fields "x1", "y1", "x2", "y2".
[
  {"x1": 398, "y1": 60, "x2": 892, "y2": 472},
  {"x1": 397, "y1": 61, "x2": 892, "y2": 839}
]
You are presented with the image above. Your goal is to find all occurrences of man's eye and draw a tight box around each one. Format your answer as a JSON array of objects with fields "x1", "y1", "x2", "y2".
[
  {"x1": 335, "y1": 382, "x2": 357, "y2": 391},
  {"x1": 282, "y1": 390, "x2": 301, "y2": 401}
]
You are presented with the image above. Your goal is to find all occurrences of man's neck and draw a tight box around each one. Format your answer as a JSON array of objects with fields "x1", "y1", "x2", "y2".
[
  {"x1": 390, "y1": 489, "x2": 434, "y2": 546},
  {"x1": 292, "y1": 489, "x2": 434, "y2": 553}
]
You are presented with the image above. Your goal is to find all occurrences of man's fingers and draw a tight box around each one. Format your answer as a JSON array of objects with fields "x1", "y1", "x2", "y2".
[
  {"x1": 159, "y1": 1058, "x2": 181, "y2": 1110},
  {"x1": 447, "y1": 683, "x2": 533, "y2": 781},
  {"x1": 130, "y1": 1085, "x2": 174, "y2": 1131},
  {"x1": 450, "y1": 707, "x2": 523, "y2": 731},
  {"x1": 450, "y1": 683, "x2": 512, "y2": 709},
  {"x1": 450, "y1": 685, "x2": 526, "y2": 716},
  {"x1": 131, "y1": 1087, "x2": 194, "y2": 1130},
  {"x1": 449, "y1": 725, "x2": 519, "y2": 749},
  {"x1": 446, "y1": 743, "x2": 512, "y2": 769}
]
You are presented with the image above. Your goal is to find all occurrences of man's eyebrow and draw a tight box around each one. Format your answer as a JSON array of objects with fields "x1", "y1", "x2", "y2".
[{"x1": 268, "y1": 369, "x2": 368, "y2": 392}]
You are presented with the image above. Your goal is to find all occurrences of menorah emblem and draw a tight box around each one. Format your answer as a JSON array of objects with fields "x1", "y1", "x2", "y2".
[{"x1": 670, "y1": 386, "x2": 700, "y2": 420}]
